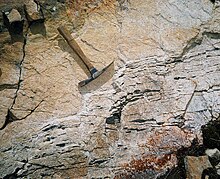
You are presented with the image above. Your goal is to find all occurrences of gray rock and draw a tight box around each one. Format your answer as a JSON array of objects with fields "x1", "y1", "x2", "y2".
[
  {"x1": 216, "y1": 162, "x2": 220, "y2": 175},
  {"x1": 206, "y1": 148, "x2": 220, "y2": 160}
]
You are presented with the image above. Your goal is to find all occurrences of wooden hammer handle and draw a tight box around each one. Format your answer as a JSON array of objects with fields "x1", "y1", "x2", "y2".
[{"x1": 57, "y1": 26, "x2": 95, "y2": 71}]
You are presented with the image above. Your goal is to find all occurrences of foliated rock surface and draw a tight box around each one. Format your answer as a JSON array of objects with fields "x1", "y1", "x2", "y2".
[{"x1": 0, "y1": 0, "x2": 220, "y2": 178}]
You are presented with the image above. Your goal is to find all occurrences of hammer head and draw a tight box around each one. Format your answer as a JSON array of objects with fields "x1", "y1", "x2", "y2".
[{"x1": 79, "y1": 61, "x2": 114, "y2": 87}]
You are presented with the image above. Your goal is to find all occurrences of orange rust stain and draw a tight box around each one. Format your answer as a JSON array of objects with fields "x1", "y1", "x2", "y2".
[
  {"x1": 123, "y1": 154, "x2": 172, "y2": 172},
  {"x1": 114, "y1": 127, "x2": 196, "y2": 178},
  {"x1": 114, "y1": 153, "x2": 175, "y2": 178}
]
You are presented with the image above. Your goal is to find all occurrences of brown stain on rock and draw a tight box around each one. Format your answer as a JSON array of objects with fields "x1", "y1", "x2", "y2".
[
  {"x1": 124, "y1": 154, "x2": 173, "y2": 171},
  {"x1": 114, "y1": 153, "x2": 176, "y2": 178},
  {"x1": 114, "y1": 127, "x2": 196, "y2": 178}
]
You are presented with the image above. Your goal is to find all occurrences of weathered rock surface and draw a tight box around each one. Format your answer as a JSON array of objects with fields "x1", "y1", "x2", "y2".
[
  {"x1": 5, "y1": 9, "x2": 22, "y2": 23},
  {"x1": 206, "y1": 148, "x2": 220, "y2": 160},
  {"x1": 185, "y1": 156, "x2": 212, "y2": 179},
  {"x1": 0, "y1": 0, "x2": 220, "y2": 178},
  {"x1": 24, "y1": 0, "x2": 44, "y2": 22}
]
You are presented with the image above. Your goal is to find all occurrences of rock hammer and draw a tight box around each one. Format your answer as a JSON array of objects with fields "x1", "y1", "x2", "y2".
[{"x1": 58, "y1": 26, "x2": 114, "y2": 87}]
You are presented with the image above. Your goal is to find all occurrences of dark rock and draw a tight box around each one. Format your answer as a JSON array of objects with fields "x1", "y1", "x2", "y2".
[
  {"x1": 106, "y1": 113, "x2": 121, "y2": 124},
  {"x1": 3, "y1": 9, "x2": 24, "y2": 42},
  {"x1": 202, "y1": 121, "x2": 220, "y2": 150}
]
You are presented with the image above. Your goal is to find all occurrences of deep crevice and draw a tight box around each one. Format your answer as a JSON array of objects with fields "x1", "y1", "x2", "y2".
[
  {"x1": 2, "y1": 11, "x2": 25, "y2": 43},
  {"x1": 56, "y1": 143, "x2": 66, "y2": 147},
  {"x1": 0, "y1": 83, "x2": 19, "y2": 91},
  {"x1": 106, "y1": 112, "x2": 121, "y2": 124},
  {"x1": 0, "y1": 30, "x2": 27, "y2": 130},
  {"x1": 0, "y1": 110, "x2": 19, "y2": 130},
  {"x1": 10, "y1": 29, "x2": 27, "y2": 109},
  {"x1": 202, "y1": 120, "x2": 220, "y2": 150},
  {"x1": 0, "y1": 100, "x2": 43, "y2": 130}
]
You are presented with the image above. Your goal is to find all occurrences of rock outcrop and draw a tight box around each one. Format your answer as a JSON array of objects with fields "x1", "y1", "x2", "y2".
[{"x1": 0, "y1": 0, "x2": 220, "y2": 178}]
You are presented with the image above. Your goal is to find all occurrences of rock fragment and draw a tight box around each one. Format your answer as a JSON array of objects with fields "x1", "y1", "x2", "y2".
[
  {"x1": 216, "y1": 162, "x2": 220, "y2": 175},
  {"x1": 3, "y1": 9, "x2": 24, "y2": 42},
  {"x1": 185, "y1": 156, "x2": 212, "y2": 179},
  {"x1": 24, "y1": 0, "x2": 44, "y2": 22},
  {"x1": 206, "y1": 148, "x2": 220, "y2": 177},
  {"x1": 206, "y1": 148, "x2": 220, "y2": 161},
  {"x1": 5, "y1": 9, "x2": 22, "y2": 23}
]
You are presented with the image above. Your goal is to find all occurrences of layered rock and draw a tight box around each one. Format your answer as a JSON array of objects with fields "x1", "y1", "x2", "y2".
[{"x1": 0, "y1": 0, "x2": 220, "y2": 178}]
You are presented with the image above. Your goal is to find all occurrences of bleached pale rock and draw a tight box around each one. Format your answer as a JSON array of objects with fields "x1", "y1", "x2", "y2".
[{"x1": 0, "y1": 0, "x2": 220, "y2": 178}]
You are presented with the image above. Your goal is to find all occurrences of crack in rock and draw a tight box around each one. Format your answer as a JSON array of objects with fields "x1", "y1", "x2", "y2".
[
  {"x1": 0, "y1": 100, "x2": 43, "y2": 130},
  {"x1": 0, "y1": 2, "x2": 47, "y2": 130},
  {"x1": 0, "y1": 28, "x2": 28, "y2": 130},
  {"x1": 106, "y1": 89, "x2": 161, "y2": 125},
  {"x1": 10, "y1": 31, "x2": 27, "y2": 110},
  {"x1": 0, "y1": 83, "x2": 19, "y2": 91}
]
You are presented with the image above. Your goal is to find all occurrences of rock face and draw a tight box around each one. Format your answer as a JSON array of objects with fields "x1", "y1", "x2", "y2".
[
  {"x1": 185, "y1": 156, "x2": 212, "y2": 179},
  {"x1": 0, "y1": 0, "x2": 220, "y2": 178}
]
